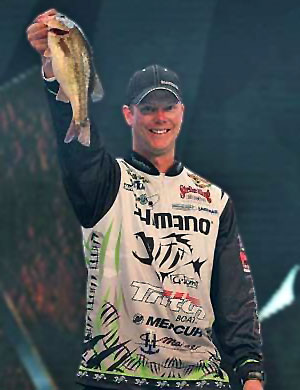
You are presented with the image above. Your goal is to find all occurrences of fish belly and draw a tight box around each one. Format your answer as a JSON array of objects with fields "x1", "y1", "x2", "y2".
[{"x1": 49, "y1": 31, "x2": 91, "y2": 122}]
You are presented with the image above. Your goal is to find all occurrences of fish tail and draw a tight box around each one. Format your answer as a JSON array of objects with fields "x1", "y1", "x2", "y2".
[
  {"x1": 64, "y1": 120, "x2": 80, "y2": 144},
  {"x1": 77, "y1": 118, "x2": 91, "y2": 147}
]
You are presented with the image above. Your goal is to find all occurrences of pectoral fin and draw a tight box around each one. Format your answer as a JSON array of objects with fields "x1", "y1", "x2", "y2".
[
  {"x1": 91, "y1": 72, "x2": 104, "y2": 102},
  {"x1": 43, "y1": 48, "x2": 52, "y2": 57},
  {"x1": 56, "y1": 86, "x2": 70, "y2": 103}
]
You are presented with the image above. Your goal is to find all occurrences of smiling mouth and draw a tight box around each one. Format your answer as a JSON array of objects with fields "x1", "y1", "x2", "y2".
[{"x1": 149, "y1": 128, "x2": 170, "y2": 134}]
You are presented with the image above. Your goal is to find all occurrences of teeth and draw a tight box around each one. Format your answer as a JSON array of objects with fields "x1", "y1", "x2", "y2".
[{"x1": 150, "y1": 129, "x2": 169, "y2": 134}]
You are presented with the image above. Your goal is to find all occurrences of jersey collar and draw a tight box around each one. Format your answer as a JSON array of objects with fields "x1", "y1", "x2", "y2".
[{"x1": 125, "y1": 151, "x2": 183, "y2": 176}]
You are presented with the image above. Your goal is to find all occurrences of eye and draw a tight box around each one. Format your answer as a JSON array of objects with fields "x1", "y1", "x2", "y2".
[
  {"x1": 139, "y1": 105, "x2": 156, "y2": 114},
  {"x1": 164, "y1": 104, "x2": 176, "y2": 112}
]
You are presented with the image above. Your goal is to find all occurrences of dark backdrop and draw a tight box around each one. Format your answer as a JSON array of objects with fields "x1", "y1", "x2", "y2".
[{"x1": 1, "y1": 1, "x2": 300, "y2": 389}]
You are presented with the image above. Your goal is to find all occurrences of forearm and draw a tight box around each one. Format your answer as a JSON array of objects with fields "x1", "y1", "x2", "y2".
[
  {"x1": 211, "y1": 199, "x2": 264, "y2": 380},
  {"x1": 43, "y1": 79, "x2": 120, "y2": 227}
]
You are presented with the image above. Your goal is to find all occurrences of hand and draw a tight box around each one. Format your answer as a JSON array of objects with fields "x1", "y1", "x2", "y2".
[
  {"x1": 243, "y1": 379, "x2": 264, "y2": 390},
  {"x1": 26, "y1": 8, "x2": 58, "y2": 78}
]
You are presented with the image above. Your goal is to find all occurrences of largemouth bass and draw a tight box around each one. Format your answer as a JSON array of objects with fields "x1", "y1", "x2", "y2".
[{"x1": 42, "y1": 13, "x2": 103, "y2": 146}]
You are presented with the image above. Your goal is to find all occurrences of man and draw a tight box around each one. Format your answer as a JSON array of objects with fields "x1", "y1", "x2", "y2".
[{"x1": 26, "y1": 9, "x2": 264, "y2": 390}]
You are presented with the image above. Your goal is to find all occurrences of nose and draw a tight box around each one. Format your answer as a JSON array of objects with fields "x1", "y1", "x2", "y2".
[{"x1": 155, "y1": 108, "x2": 167, "y2": 122}]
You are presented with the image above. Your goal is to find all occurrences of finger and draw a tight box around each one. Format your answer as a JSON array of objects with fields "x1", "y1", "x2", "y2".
[
  {"x1": 33, "y1": 38, "x2": 48, "y2": 47},
  {"x1": 26, "y1": 22, "x2": 48, "y2": 35},
  {"x1": 34, "y1": 8, "x2": 57, "y2": 23},
  {"x1": 27, "y1": 28, "x2": 48, "y2": 41},
  {"x1": 32, "y1": 39, "x2": 48, "y2": 54},
  {"x1": 34, "y1": 8, "x2": 58, "y2": 20}
]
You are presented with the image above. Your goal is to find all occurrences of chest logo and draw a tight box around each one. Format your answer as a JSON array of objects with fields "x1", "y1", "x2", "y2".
[
  {"x1": 132, "y1": 231, "x2": 207, "y2": 282},
  {"x1": 187, "y1": 173, "x2": 211, "y2": 188},
  {"x1": 180, "y1": 185, "x2": 212, "y2": 203}
]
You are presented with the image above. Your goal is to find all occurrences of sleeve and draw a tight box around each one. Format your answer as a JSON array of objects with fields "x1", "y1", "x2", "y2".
[
  {"x1": 210, "y1": 198, "x2": 264, "y2": 381},
  {"x1": 44, "y1": 79, "x2": 121, "y2": 228}
]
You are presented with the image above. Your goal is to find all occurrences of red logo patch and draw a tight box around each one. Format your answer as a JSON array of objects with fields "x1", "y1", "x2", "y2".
[
  {"x1": 180, "y1": 185, "x2": 212, "y2": 203},
  {"x1": 238, "y1": 235, "x2": 250, "y2": 273},
  {"x1": 163, "y1": 290, "x2": 200, "y2": 306}
]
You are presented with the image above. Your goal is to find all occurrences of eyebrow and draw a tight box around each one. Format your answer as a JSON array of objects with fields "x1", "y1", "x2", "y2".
[{"x1": 138, "y1": 102, "x2": 179, "y2": 107}]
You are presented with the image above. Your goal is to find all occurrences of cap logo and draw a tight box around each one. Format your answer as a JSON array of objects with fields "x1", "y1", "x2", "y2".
[{"x1": 160, "y1": 80, "x2": 179, "y2": 90}]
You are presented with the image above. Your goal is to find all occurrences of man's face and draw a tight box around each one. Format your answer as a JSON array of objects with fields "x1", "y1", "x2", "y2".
[{"x1": 123, "y1": 90, "x2": 184, "y2": 157}]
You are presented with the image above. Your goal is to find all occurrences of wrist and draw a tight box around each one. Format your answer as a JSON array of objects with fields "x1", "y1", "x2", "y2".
[
  {"x1": 235, "y1": 360, "x2": 265, "y2": 388},
  {"x1": 241, "y1": 371, "x2": 265, "y2": 386}
]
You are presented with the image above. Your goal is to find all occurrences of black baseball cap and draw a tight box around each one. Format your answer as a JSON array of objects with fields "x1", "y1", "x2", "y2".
[{"x1": 126, "y1": 64, "x2": 183, "y2": 105}]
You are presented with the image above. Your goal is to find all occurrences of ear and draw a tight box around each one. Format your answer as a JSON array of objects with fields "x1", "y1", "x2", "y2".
[
  {"x1": 179, "y1": 103, "x2": 185, "y2": 124},
  {"x1": 122, "y1": 105, "x2": 134, "y2": 126},
  {"x1": 181, "y1": 103, "x2": 185, "y2": 116}
]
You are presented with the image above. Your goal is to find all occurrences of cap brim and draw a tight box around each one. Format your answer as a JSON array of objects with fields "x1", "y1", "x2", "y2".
[{"x1": 133, "y1": 87, "x2": 181, "y2": 105}]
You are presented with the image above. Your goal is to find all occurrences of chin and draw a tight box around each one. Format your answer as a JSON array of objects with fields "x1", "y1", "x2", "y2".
[{"x1": 149, "y1": 145, "x2": 172, "y2": 156}]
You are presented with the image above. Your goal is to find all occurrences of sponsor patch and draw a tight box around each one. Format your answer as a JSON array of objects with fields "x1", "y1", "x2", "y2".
[
  {"x1": 186, "y1": 194, "x2": 206, "y2": 203},
  {"x1": 124, "y1": 183, "x2": 134, "y2": 191},
  {"x1": 132, "y1": 231, "x2": 207, "y2": 284},
  {"x1": 133, "y1": 313, "x2": 144, "y2": 325},
  {"x1": 160, "y1": 80, "x2": 179, "y2": 90},
  {"x1": 122, "y1": 161, "x2": 159, "y2": 207},
  {"x1": 131, "y1": 281, "x2": 206, "y2": 320},
  {"x1": 140, "y1": 332, "x2": 160, "y2": 354},
  {"x1": 172, "y1": 203, "x2": 196, "y2": 211},
  {"x1": 135, "y1": 193, "x2": 159, "y2": 207},
  {"x1": 145, "y1": 316, "x2": 203, "y2": 337},
  {"x1": 180, "y1": 185, "x2": 212, "y2": 203},
  {"x1": 155, "y1": 336, "x2": 202, "y2": 352},
  {"x1": 123, "y1": 180, "x2": 146, "y2": 192},
  {"x1": 175, "y1": 314, "x2": 197, "y2": 323},
  {"x1": 238, "y1": 234, "x2": 250, "y2": 273},
  {"x1": 122, "y1": 161, "x2": 150, "y2": 184},
  {"x1": 198, "y1": 206, "x2": 218, "y2": 215},
  {"x1": 134, "y1": 208, "x2": 211, "y2": 234},
  {"x1": 169, "y1": 274, "x2": 199, "y2": 289},
  {"x1": 187, "y1": 173, "x2": 211, "y2": 188}
]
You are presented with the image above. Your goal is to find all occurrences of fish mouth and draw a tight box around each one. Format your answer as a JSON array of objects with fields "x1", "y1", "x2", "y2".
[{"x1": 48, "y1": 28, "x2": 69, "y2": 35}]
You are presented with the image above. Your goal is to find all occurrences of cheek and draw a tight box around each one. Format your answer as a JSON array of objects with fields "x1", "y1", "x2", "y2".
[
  {"x1": 134, "y1": 118, "x2": 143, "y2": 130},
  {"x1": 135, "y1": 116, "x2": 149, "y2": 129}
]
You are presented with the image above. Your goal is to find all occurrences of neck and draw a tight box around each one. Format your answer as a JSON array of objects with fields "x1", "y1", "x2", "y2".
[{"x1": 134, "y1": 149, "x2": 175, "y2": 173}]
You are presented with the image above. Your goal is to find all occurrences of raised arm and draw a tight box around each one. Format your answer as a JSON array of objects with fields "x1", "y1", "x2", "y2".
[{"x1": 26, "y1": 9, "x2": 121, "y2": 228}]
